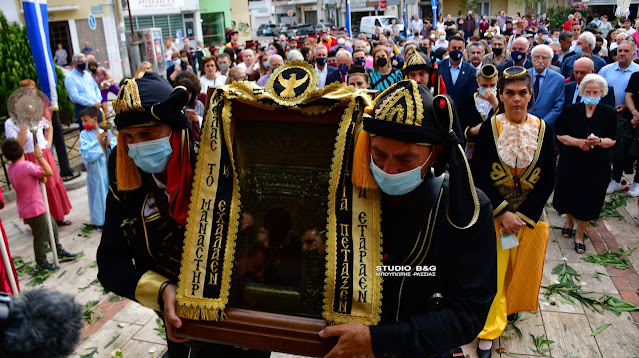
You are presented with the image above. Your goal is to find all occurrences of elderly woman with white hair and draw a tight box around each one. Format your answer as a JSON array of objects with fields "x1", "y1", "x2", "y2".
[{"x1": 553, "y1": 74, "x2": 617, "y2": 254}]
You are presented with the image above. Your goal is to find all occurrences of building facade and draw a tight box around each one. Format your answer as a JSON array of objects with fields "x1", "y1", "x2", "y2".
[
  {"x1": 1, "y1": 0, "x2": 125, "y2": 80},
  {"x1": 200, "y1": 0, "x2": 230, "y2": 46}
]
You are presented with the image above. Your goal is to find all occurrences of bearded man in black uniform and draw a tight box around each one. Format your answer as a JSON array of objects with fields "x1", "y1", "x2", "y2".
[
  {"x1": 319, "y1": 80, "x2": 497, "y2": 358},
  {"x1": 97, "y1": 73, "x2": 269, "y2": 358}
]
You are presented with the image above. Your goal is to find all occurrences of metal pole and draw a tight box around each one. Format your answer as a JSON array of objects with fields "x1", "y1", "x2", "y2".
[
  {"x1": 32, "y1": 133, "x2": 59, "y2": 267},
  {"x1": 0, "y1": 231, "x2": 18, "y2": 295},
  {"x1": 41, "y1": 183, "x2": 59, "y2": 267}
]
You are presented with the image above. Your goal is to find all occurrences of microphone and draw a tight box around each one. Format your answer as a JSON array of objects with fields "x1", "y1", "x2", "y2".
[{"x1": 0, "y1": 288, "x2": 83, "y2": 358}]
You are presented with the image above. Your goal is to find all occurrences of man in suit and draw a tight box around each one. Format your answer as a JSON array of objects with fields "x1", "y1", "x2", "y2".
[
  {"x1": 561, "y1": 32, "x2": 607, "y2": 78},
  {"x1": 326, "y1": 50, "x2": 351, "y2": 85},
  {"x1": 438, "y1": 35, "x2": 478, "y2": 107},
  {"x1": 558, "y1": 31, "x2": 574, "y2": 62},
  {"x1": 497, "y1": 37, "x2": 533, "y2": 72},
  {"x1": 528, "y1": 44, "x2": 565, "y2": 132},
  {"x1": 564, "y1": 56, "x2": 615, "y2": 108},
  {"x1": 314, "y1": 45, "x2": 337, "y2": 88}
]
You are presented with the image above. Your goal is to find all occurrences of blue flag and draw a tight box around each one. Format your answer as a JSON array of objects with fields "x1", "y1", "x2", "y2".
[
  {"x1": 346, "y1": 0, "x2": 352, "y2": 39},
  {"x1": 22, "y1": 0, "x2": 58, "y2": 107}
]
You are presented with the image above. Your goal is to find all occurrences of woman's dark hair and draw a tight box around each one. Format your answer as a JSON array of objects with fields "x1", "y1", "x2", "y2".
[
  {"x1": 497, "y1": 71, "x2": 533, "y2": 112},
  {"x1": 88, "y1": 60, "x2": 98, "y2": 70},
  {"x1": 347, "y1": 65, "x2": 370, "y2": 83},
  {"x1": 174, "y1": 70, "x2": 201, "y2": 106},
  {"x1": 270, "y1": 42, "x2": 286, "y2": 58},
  {"x1": 1, "y1": 138, "x2": 24, "y2": 162},
  {"x1": 223, "y1": 47, "x2": 236, "y2": 63},
  {"x1": 299, "y1": 46, "x2": 311, "y2": 61},
  {"x1": 179, "y1": 49, "x2": 192, "y2": 64},
  {"x1": 200, "y1": 56, "x2": 217, "y2": 76}
]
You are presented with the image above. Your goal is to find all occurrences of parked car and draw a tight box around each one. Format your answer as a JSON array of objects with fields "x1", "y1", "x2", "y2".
[
  {"x1": 272, "y1": 23, "x2": 289, "y2": 36},
  {"x1": 283, "y1": 23, "x2": 316, "y2": 37},
  {"x1": 315, "y1": 22, "x2": 334, "y2": 34},
  {"x1": 257, "y1": 23, "x2": 277, "y2": 36},
  {"x1": 359, "y1": 16, "x2": 404, "y2": 38}
]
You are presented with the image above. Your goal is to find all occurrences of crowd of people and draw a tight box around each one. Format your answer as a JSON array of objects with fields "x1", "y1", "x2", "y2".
[{"x1": 2, "y1": 7, "x2": 639, "y2": 358}]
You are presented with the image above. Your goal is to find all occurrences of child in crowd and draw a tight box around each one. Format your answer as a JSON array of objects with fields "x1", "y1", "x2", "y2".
[
  {"x1": 2, "y1": 138, "x2": 76, "y2": 271},
  {"x1": 79, "y1": 107, "x2": 116, "y2": 230}
]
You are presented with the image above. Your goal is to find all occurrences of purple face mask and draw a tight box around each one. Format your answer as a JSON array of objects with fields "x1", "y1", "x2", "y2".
[{"x1": 268, "y1": 49, "x2": 276, "y2": 55}]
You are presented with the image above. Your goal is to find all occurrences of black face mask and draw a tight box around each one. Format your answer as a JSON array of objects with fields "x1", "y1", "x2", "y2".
[
  {"x1": 492, "y1": 48, "x2": 503, "y2": 56},
  {"x1": 90, "y1": 67, "x2": 97, "y2": 74},
  {"x1": 376, "y1": 57, "x2": 388, "y2": 67},
  {"x1": 594, "y1": 45, "x2": 602, "y2": 54}
]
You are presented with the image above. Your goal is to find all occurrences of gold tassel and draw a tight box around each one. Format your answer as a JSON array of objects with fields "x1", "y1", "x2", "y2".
[
  {"x1": 352, "y1": 130, "x2": 379, "y2": 189},
  {"x1": 116, "y1": 132, "x2": 142, "y2": 190}
]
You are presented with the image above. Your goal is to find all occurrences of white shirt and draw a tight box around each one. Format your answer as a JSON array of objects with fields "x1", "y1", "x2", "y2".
[
  {"x1": 436, "y1": 22, "x2": 445, "y2": 32},
  {"x1": 316, "y1": 64, "x2": 328, "y2": 88},
  {"x1": 237, "y1": 62, "x2": 259, "y2": 71},
  {"x1": 4, "y1": 117, "x2": 49, "y2": 154},
  {"x1": 627, "y1": 28, "x2": 637, "y2": 35},
  {"x1": 434, "y1": 40, "x2": 448, "y2": 50},
  {"x1": 199, "y1": 74, "x2": 227, "y2": 93}
]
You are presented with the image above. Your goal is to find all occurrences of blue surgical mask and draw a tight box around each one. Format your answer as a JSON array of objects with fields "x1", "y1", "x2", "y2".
[
  {"x1": 573, "y1": 46, "x2": 583, "y2": 54},
  {"x1": 366, "y1": 45, "x2": 371, "y2": 53},
  {"x1": 439, "y1": 35, "x2": 446, "y2": 41},
  {"x1": 127, "y1": 134, "x2": 173, "y2": 173},
  {"x1": 478, "y1": 86, "x2": 497, "y2": 94},
  {"x1": 399, "y1": 46, "x2": 404, "y2": 53},
  {"x1": 263, "y1": 60, "x2": 270, "y2": 68},
  {"x1": 552, "y1": 53, "x2": 558, "y2": 63},
  {"x1": 582, "y1": 96, "x2": 600, "y2": 105},
  {"x1": 338, "y1": 64, "x2": 349, "y2": 74},
  {"x1": 354, "y1": 59, "x2": 365, "y2": 66},
  {"x1": 370, "y1": 152, "x2": 432, "y2": 196}
]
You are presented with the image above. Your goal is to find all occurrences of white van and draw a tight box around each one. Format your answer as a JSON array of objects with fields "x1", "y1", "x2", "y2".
[{"x1": 359, "y1": 16, "x2": 404, "y2": 38}]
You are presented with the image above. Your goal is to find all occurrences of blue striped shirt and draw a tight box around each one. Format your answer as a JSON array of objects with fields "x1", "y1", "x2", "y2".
[{"x1": 369, "y1": 69, "x2": 404, "y2": 92}]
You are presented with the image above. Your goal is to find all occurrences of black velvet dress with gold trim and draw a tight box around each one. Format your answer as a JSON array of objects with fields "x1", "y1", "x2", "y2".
[
  {"x1": 370, "y1": 173, "x2": 497, "y2": 357},
  {"x1": 470, "y1": 115, "x2": 556, "y2": 227},
  {"x1": 553, "y1": 103, "x2": 617, "y2": 221}
]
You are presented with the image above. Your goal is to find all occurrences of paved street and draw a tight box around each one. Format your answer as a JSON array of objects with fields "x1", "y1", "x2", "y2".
[{"x1": 3, "y1": 173, "x2": 639, "y2": 358}]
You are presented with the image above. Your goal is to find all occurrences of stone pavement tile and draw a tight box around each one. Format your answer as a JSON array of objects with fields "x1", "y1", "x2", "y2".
[
  {"x1": 538, "y1": 292, "x2": 585, "y2": 315},
  {"x1": 111, "y1": 300, "x2": 158, "y2": 326},
  {"x1": 559, "y1": 240, "x2": 596, "y2": 262},
  {"x1": 604, "y1": 217, "x2": 637, "y2": 239},
  {"x1": 73, "y1": 319, "x2": 144, "y2": 358},
  {"x1": 541, "y1": 311, "x2": 600, "y2": 358},
  {"x1": 558, "y1": 261, "x2": 618, "y2": 294},
  {"x1": 133, "y1": 314, "x2": 169, "y2": 345},
  {"x1": 499, "y1": 311, "x2": 545, "y2": 356},
  {"x1": 120, "y1": 338, "x2": 167, "y2": 358},
  {"x1": 541, "y1": 260, "x2": 563, "y2": 287},
  {"x1": 545, "y1": 237, "x2": 564, "y2": 261},
  {"x1": 583, "y1": 293, "x2": 639, "y2": 358}
]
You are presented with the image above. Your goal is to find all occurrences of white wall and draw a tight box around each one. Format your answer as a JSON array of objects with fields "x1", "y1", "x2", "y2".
[{"x1": 0, "y1": 1, "x2": 22, "y2": 24}]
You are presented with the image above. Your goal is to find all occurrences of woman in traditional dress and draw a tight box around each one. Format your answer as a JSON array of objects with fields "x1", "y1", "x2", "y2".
[
  {"x1": 471, "y1": 66, "x2": 556, "y2": 358},
  {"x1": 458, "y1": 64, "x2": 500, "y2": 161},
  {"x1": 553, "y1": 74, "x2": 617, "y2": 253}
]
